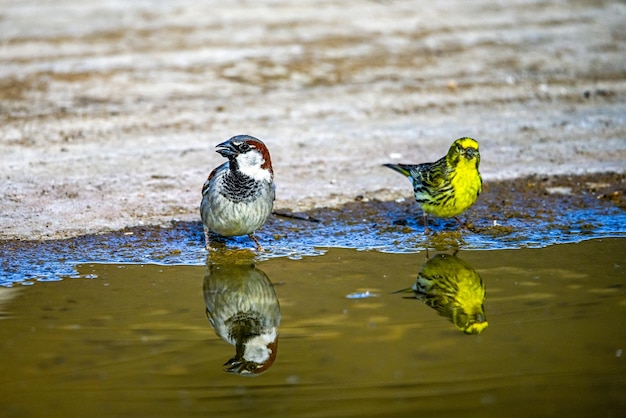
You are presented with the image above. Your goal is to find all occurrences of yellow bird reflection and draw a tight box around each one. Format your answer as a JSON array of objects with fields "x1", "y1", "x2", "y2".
[
  {"x1": 203, "y1": 252, "x2": 281, "y2": 375},
  {"x1": 397, "y1": 253, "x2": 488, "y2": 334}
]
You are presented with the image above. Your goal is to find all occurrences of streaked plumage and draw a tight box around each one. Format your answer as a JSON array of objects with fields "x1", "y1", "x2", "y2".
[
  {"x1": 395, "y1": 253, "x2": 488, "y2": 334},
  {"x1": 200, "y1": 135, "x2": 275, "y2": 250},
  {"x1": 384, "y1": 137, "x2": 482, "y2": 233},
  {"x1": 203, "y1": 255, "x2": 281, "y2": 375}
]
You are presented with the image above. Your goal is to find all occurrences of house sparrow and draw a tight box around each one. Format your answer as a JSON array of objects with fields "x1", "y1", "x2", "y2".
[
  {"x1": 203, "y1": 255, "x2": 281, "y2": 375},
  {"x1": 200, "y1": 135, "x2": 275, "y2": 251}
]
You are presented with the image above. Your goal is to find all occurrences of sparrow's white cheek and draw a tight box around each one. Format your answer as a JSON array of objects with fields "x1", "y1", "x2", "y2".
[
  {"x1": 243, "y1": 331, "x2": 277, "y2": 363},
  {"x1": 237, "y1": 152, "x2": 272, "y2": 182}
]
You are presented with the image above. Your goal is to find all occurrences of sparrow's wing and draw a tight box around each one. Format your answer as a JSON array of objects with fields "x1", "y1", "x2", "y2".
[{"x1": 202, "y1": 162, "x2": 229, "y2": 196}]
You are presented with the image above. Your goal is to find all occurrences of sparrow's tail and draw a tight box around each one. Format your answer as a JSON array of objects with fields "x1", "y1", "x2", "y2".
[{"x1": 383, "y1": 163, "x2": 415, "y2": 177}]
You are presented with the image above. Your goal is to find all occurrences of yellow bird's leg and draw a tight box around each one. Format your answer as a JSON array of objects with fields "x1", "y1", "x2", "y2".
[{"x1": 455, "y1": 216, "x2": 476, "y2": 232}]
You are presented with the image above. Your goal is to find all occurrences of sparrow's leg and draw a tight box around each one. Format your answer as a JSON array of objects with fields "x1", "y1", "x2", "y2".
[
  {"x1": 248, "y1": 233, "x2": 264, "y2": 252},
  {"x1": 203, "y1": 226, "x2": 213, "y2": 251},
  {"x1": 423, "y1": 212, "x2": 430, "y2": 235}
]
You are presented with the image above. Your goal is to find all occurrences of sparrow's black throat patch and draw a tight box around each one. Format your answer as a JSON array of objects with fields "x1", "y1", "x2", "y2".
[{"x1": 220, "y1": 169, "x2": 263, "y2": 203}]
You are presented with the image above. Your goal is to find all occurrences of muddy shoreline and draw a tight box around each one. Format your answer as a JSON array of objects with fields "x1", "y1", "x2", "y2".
[
  {"x1": 1, "y1": 172, "x2": 624, "y2": 286},
  {"x1": 3, "y1": 171, "x2": 626, "y2": 243}
]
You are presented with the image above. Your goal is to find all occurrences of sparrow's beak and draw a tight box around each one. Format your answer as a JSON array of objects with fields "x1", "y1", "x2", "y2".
[{"x1": 216, "y1": 140, "x2": 238, "y2": 158}]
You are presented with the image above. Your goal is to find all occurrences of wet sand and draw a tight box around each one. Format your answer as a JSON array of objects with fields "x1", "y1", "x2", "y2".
[{"x1": 1, "y1": 0, "x2": 625, "y2": 241}]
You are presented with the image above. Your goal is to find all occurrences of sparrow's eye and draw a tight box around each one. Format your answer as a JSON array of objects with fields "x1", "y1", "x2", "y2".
[{"x1": 239, "y1": 142, "x2": 251, "y2": 152}]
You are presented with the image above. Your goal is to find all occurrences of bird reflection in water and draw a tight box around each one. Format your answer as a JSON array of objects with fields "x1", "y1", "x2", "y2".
[
  {"x1": 396, "y1": 252, "x2": 488, "y2": 334},
  {"x1": 203, "y1": 251, "x2": 280, "y2": 375}
]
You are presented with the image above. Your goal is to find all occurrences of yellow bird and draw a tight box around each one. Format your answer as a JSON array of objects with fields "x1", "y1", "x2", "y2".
[
  {"x1": 395, "y1": 253, "x2": 488, "y2": 335},
  {"x1": 384, "y1": 137, "x2": 482, "y2": 233}
]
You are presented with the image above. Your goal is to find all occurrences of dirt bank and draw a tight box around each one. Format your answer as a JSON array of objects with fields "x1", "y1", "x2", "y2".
[{"x1": 1, "y1": 0, "x2": 625, "y2": 240}]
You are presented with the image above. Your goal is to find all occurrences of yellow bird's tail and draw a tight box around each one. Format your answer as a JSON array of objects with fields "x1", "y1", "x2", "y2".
[{"x1": 383, "y1": 163, "x2": 414, "y2": 177}]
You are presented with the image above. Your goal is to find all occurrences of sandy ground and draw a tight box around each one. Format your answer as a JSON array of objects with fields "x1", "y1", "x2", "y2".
[{"x1": 1, "y1": 0, "x2": 625, "y2": 241}]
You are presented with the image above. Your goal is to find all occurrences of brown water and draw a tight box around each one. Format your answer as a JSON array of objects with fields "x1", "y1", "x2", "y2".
[{"x1": 1, "y1": 238, "x2": 625, "y2": 417}]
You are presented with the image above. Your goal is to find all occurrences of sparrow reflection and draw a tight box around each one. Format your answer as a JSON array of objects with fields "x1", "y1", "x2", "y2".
[
  {"x1": 397, "y1": 252, "x2": 488, "y2": 334},
  {"x1": 203, "y1": 254, "x2": 280, "y2": 375}
]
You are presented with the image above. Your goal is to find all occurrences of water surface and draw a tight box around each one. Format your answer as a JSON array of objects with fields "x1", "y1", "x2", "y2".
[{"x1": 1, "y1": 238, "x2": 624, "y2": 417}]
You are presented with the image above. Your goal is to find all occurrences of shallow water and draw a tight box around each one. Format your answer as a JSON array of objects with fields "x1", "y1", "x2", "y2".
[{"x1": 1, "y1": 238, "x2": 624, "y2": 417}]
